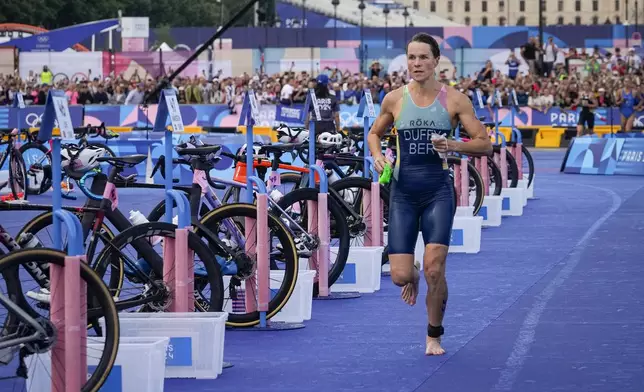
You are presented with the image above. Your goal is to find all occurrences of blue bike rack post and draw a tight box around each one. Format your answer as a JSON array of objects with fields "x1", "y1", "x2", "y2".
[
  {"x1": 153, "y1": 88, "x2": 194, "y2": 312},
  {"x1": 37, "y1": 89, "x2": 88, "y2": 391},
  {"x1": 236, "y1": 90, "x2": 305, "y2": 330},
  {"x1": 358, "y1": 88, "x2": 377, "y2": 180},
  {"x1": 12, "y1": 95, "x2": 25, "y2": 147},
  {"x1": 357, "y1": 89, "x2": 383, "y2": 247},
  {"x1": 302, "y1": 90, "x2": 360, "y2": 301}
]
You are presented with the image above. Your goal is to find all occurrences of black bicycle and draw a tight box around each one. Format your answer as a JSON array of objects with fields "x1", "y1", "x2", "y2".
[
  {"x1": 0, "y1": 241, "x2": 119, "y2": 391},
  {"x1": 0, "y1": 129, "x2": 28, "y2": 201}
]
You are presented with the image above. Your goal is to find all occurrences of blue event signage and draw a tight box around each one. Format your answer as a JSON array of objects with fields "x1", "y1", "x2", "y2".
[
  {"x1": 153, "y1": 89, "x2": 185, "y2": 132},
  {"x1": 5, "y1": 104, "x2": 642, "y2": 132},
  {"x1": 563, "y1": 137, "x2": 644, "y2": 176},
  {"x1": 357, "y1": 89, "x2": 376, "y2": 119},
  {"x1": 165, "y1": 337, "x2": 193, "y2": 366},
  {"x1": 88, "y1": 365, "x2": 123, "y2": 392},
  {"x1": 37, "y1": 89, "x2": 75, "y2": 141},
  {"x1": 238, "y1": 89, "x2": 260, "y2": 126}
]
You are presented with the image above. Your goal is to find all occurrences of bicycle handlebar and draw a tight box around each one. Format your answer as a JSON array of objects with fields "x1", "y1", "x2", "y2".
[
  {"x1": 151, "y1": 155, "x2": 226, "y2": 189},
  {"x1": 78, "y1": 171, "x2": 103, "y2": 201}
]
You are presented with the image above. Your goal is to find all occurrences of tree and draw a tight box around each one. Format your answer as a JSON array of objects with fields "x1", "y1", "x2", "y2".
[{"x1": 0, "y1": 0, "x2": 257, "y2": 29}]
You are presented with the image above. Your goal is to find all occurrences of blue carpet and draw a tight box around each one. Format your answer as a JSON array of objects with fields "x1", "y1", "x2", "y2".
[{"x1": 1, "y1": 149, "x2": 643, "y2": 391}]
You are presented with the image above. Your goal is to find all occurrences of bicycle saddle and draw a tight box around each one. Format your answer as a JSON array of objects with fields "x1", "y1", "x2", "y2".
[
  {"x1": 260, "y1": 142, "x2": 305, "y2": 154},
  {"x1": 175, "y1": 144, "x2": 221, "y2": 157},
  {"x1": 97, "y1": 154, "x2": 147, "y2": 167}
]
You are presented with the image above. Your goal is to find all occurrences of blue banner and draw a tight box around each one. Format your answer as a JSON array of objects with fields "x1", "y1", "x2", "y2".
[
  {"x1": 0, "y1": 105, "x2": 84, "y2": 129},
  {"x1": 563, "y1": 137, "x2": 644, "y2": 176},
  {"x1": 3, "y1": 19, "x2": 119, "y2": 51}
]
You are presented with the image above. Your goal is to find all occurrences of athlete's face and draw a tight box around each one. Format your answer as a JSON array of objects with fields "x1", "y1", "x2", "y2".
[{"x1": 406, "y1": 42, "x2": 439, "y2": 82}]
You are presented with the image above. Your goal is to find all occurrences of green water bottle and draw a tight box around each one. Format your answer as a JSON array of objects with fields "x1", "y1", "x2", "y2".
[{"x1": 379, "y1": 163, "x2": 393, "y2": 185}]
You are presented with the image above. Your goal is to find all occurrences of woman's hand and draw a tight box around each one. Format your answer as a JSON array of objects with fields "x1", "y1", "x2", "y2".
[{"x1": 373, "y1": 156, "x2": 388, "y2": 174}]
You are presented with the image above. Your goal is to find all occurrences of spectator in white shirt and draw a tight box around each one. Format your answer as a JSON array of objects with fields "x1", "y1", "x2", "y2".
[
  {"x1": 124, "y1": 83, "x2": 145, "y2": 105},
  {"x1": 625, "y1": 48, "x2": 642, "y2": 73},
  {"x1": 279, "y1": 78, "x2": 295, "y2": 105},
  {"x1": 543, "y1": 37, "x2": 558, "y2": 77}
]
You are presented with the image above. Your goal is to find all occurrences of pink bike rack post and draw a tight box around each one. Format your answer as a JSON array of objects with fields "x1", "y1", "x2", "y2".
[
  {"x1": 162, "y1": 190, "x2": 194, "y2": 312},
  {"x1": 362, "y1": 165, "x2": 382, "y2": 247},
  {"x1": 454, "y1": 156, "x2": 470, "y2": 207},
  {"x1": 475, "y1": 156, "x2": 490, "y2": 196},
  {"x1": 242, "y1": 190, "x2": 269, "y2": 322},
  {"x1": 50, "y1": 210, "x2": 87, "y2": 391},
  {"x1": 494, "y1": 134, "x2": 509, "y2": 188}
]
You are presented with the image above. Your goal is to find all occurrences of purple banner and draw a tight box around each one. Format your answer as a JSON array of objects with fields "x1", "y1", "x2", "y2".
[{"x1": 0, "y1": 106, "x2": 84, "y2": 129}]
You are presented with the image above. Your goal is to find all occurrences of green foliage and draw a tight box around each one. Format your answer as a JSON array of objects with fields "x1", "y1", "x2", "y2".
[{"x1": 0, "y1": 0, "x2": 254, "y2": 29}]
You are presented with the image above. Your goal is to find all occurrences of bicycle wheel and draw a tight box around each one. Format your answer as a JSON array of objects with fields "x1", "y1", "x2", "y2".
[
  {"x1": 19, "y1": 142, "x2": 50, "y2": 195},
  {"x1": 275, "y1": 187, "x2": 350, "y2": 296},
  {"x1": 16, "y1": 211, "x2": 122, "y2": 295},
  {"x1": 328, "y1": 176, "x2": 391, "y2": 265},
  {"x1": 9, "y1": 147, "x2": 27, "y2": 201},
  {"x1": 93, "y1": 221, "x2": 224, "y2": 313},
  {"x1": 195, "y1": 203, "x2": 298, "y2": 327},
  {"x1": 506, "y1": 150, "x2": 519, "y2": 188},
  {"x1": 447, "y1": 156, "x2": 484, "y2": 216},
  {"x1": 522, "y1": 145, "x2": 535, "y2": 187},
  {"x1": 493, "y1": 146, "x2": 519, "y2": 188},
  {"x1": 487, "y1": 158, "x2": 503, "y2": 196},
  {"x1": 0, "y1": 248, "x2": 119, "y2": 392}
]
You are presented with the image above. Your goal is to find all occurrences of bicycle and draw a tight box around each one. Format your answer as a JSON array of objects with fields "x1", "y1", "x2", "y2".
[
  {"x1": 0, "y1": 234, "x2": 119, "y2": 391},
  {"x1": 0, "y1": 128, "x2": 28, "y2": 202},
  {"x1": 19, "y1": 124, "x2": 121, "y2": 196},
  {"x1": 80, "y1": 146, "x2": 299, "y2": 327},
  {"x1": 11, "y1": 154, "x2": 225, "y2": 319},
  {"x1": 150, "y1": 140, "x2": 348, "y2": 298}
]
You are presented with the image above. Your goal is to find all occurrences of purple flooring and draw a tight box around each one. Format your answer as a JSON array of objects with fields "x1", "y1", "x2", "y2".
[{"x1": 2, "y1": 149, "x2": 644, "y2": 391}]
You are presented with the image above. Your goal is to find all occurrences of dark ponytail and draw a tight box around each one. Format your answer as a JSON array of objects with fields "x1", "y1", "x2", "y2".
[{"x1": 315, "y1": 83, "x2": 330, "y2": 99}]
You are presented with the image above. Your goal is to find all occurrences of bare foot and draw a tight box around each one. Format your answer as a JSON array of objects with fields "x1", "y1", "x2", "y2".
[
  {"x1": 401, "y1": 262, "x2": 420, "y2": 306},
  {"x1": 425, "y1": 336, "x2": 446, "y2": 356}
]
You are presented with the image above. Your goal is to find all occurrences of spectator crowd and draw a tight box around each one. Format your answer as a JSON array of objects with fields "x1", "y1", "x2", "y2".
[{"x1": 1, "y1": 40, "x2": 643, "y2": 115}]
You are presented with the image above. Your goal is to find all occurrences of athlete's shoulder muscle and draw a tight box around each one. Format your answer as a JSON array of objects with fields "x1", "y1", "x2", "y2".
[
  {"x1": 381, "y1": 87, "x2": 404, "y2": 115},
  {"x1": 444, "y1": 86, "x2": 474, "y2": 117},
  {"x1": 369, "y1": 87, "x2": 403, "y2": 137}
]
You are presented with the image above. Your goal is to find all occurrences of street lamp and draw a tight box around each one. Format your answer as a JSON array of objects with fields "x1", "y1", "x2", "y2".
[
  {"x1": 302, "y1": 0, "x2": 307, "y2": 45},
  {"x1": 359, "y1": 0, "x2": 365, "y2": 72},
  {"x1": 403, "y1": 7, "x2": 409, "y2": 43},
  {"x1": 383, "y1": 4, "x2": 390, "y2": 48},
  {"x1": 332, "y1": 0, "x2": 340, "y2": 48}
]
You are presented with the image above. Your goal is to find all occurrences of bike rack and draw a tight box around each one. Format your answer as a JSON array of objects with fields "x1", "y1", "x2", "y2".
[
  {"x1": 238, "y1": 90, "x2": 305, "y2": 329},
  {"x1": 303, "y1": 90, "x2": 360, "y2": 300},
  {"x1": 357, "y1": 90, "x2": 383, "y2": 247},
  {"x1": 38, "y1": 89, "x2": 88, "y2": 391},
  {"x1": 154, "y1": 89, "x2": 195, "y2": 313}
]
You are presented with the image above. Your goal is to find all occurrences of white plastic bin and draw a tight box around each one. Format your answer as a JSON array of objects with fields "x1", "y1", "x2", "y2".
[
  {"x1": 330, "y1": 246, "x2": 383, "y2": 293},
  {"x1": 26, "y1": 336, "x2": 169, "y2": 392},
  {"x1": 270, "y1": 270, "x2": 316, "y2": 322},
  {"x1": 100, "y1": 312, "x2": 227, "y2": 379}
]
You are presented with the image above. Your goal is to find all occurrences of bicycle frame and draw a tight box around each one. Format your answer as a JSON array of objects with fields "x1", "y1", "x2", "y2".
[
  {"x1": 228, "y1": 153, "x2": 365, "y2": 222},
  {"x1": 193, "y1": 169, "x2": 315, "y2": 248},
  {"x1": 0, "y1": 290, "x2": 48, "y2": 350}
]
